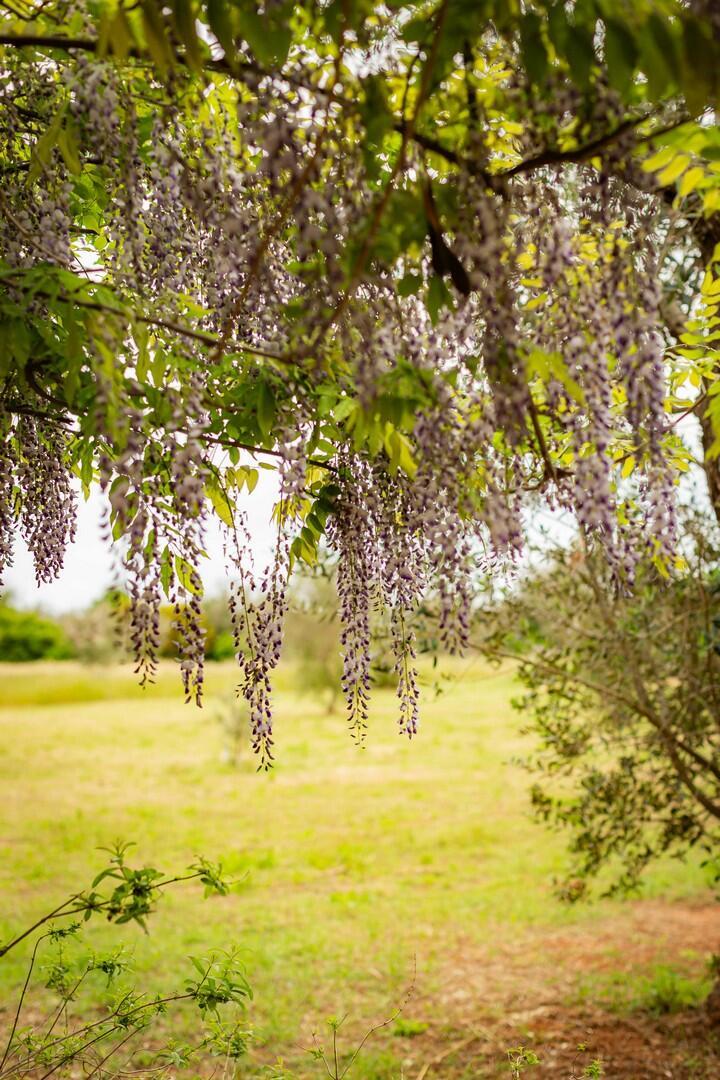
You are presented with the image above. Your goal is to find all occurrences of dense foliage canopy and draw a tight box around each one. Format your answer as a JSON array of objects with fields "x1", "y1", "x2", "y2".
[{"x1": 1, "y1": 0, "x2": 720, "y2": 762}]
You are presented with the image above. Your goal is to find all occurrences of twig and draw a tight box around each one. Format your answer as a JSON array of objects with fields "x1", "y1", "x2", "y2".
[
  {"x1": 0, "y1": 932, "x2": 50, "y2": 1070},
  {"x1": 202, "y1": 434, "x2": 336, "y2": 472},
  {"x1": 338, "y1": 964, "x2": 416, "y2": 1080},
  {"x1": 0, "y1": 896, "x2": 81, "y2": 960},
  {"x1": 0, "y1": 33, "x2": 351, "y2": 107},
  {"x1": 82, "y1": 1028, "x2": 140, "y2": 1080}
]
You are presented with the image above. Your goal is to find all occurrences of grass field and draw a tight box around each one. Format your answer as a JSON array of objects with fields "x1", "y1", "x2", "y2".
[{"x1": 0, "y1": 658, "x2": 716, "y2": 1078}]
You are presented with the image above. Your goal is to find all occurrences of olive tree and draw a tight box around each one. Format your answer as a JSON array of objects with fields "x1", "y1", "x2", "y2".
[{"x1": 478, "y1": 509, "x2": 720, "y2": 895}]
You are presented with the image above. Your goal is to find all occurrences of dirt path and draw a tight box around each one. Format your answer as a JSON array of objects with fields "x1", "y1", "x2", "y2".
[{"x1": 393, "y1": 898, "x2": 720, "y2": 1078}]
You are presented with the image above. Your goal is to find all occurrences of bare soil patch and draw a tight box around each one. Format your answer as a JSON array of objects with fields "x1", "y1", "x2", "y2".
[{"x1": 393, "y1": 898, "x2": 720, "y2": 1078}]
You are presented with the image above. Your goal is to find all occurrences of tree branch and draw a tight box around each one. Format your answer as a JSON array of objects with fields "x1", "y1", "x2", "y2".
[
  {"x1": 0, "y1": 32, "x2": 348, "y2": 105},
  {"x1": 481, "y1": 646, "x2": 720, "y2": 792},
  {"x1": 0, "y1": 273, "x2": 298, "y2": 366},
  {"x1": 203, "y1": 433, "x2": 336, "y2": 472},
  {"x1": 503, "y1": 116, "x2": 641, "y2": 178}
]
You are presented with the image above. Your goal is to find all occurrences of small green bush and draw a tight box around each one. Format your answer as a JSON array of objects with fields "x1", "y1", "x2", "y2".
[
  {"x1": 392, "y1": 1018, "x2": 428, "y2": 1038},
  {"x1": 576, "y1": 965, "x2": 711, "y2": 1016},
  {"x1": 207, "y1": 630, "x2": 236, "y2": 661},
  {"x1": 0, "y1": 605, "x2": 75, "y2": 661},
  {"x1": 637, "y1": 966, "x2": 711, "y2": 1016}
]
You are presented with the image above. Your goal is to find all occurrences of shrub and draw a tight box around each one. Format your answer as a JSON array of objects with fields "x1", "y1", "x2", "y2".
[
  {"x1": 0, "y1": 842, "x2": 251, "y2": 1079},
  {"x1": 59, "y1": 590, "x2": 129, "y2": 663},
  {"x1": 207, "y1": 629, "x2": 236, "y2": 661},
  {"x1": 0, "y1": 604, "x2": 75, "y2": 661}
]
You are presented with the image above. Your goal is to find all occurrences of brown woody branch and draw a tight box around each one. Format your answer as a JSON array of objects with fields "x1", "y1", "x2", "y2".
[
  {"x1": 0, "y1": 32, "x2": 349, "y2": 105},
  {"x1": 0, "y1": 272, "x2": 298, "y2": 365},
  {"x1": 503, "y1": 116, "x2": 641, "y2": 177},
  {"x1": 203, "y1": 433, "x2": 336, "y2": 472},
  {"x1": 484, "y1": 646, "x2": 720, "y2": 803}
]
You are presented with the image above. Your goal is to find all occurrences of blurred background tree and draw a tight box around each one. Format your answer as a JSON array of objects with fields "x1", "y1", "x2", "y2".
[{"x1": 0, "y1": 597, "x2": 74, "y2": 661}]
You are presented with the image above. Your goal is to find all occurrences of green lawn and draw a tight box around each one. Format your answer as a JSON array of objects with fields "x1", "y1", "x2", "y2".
[{"x1": 0, "y1": 659, "x2": 713, "y2": 1077}]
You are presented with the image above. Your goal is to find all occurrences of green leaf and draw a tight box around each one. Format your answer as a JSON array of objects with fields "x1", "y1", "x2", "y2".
[
  {"x1": 5, "y1": 318, "x2": 30, "y2": 367},
  {"x1": 160, "y1": 545, "x2": 173, "y2": 598},
  {"x1": 426, "y1": 275, "x2": 453, "y2": 325},
  {"x1": 642, "y1": 146, "x2": 676, "y2": 173},
  {"x1": 360, "y1": 74, "x2": 394, "y2": 177},
  {"x1": 656, "y1": 154, "x2": 690, "y2": 186},
  {"x1": 206, "y1": 481, "x2": 235, "y2": 527},
  {"x1": 174, "y1": 554, "x2": 202, "y2": 596},
  {"x1": 134, "y1": 324, "x2": 150, "y2": 383},
  {"x1": 256, "y1": 382, "x2": 276, "y2": 440},
  {"x1": 397, "y1": 273, "x2": 422, "y2": 297},
  {"x1": 140, "y1": 0, "x2": 174, "y2": 75},
  {"x1": 678, "y1": 166, "x2": 706, "y2": 198},
  {"x1": 681, "y1": 18, "x2": 717, "y2": 117},
  {"x1": 603, "y1": 18, "x2": 637, "y2": 95},
  {"x1": 401, "y1": 16, "x2": 430, "y2": 45},
  {"x1": 172, "y1": 0, "x2": 203, "y2": 71},
  {"x1": 63, "y1": 309, "x2": 82, "y2": 404},
  {"x1": 546, "y1": 2, "x2": 569, "y2": 56},
  {"x1": 647, "y1": 14, "x2": 679, "y2": 85},
  {"x1": 527, "y1": 348, "x2": 586, "y2": 406},
  {"x1": 235, "y1": 7, "x2": 291, "y2": 67},
  {"x1": 206, "y1": 0, "x2": 235, "y2": 57},
  {"x1": 639, "y1": 14, "x2": 675, "y2": 99},
  {"x1": 28, "y1": 105, "x2": 67, "y2": 184},
  {"x1": 384, "y1": 426, "x2": 417, "y2": 478},
  {"x1": 323, "y1": 0, "x2": 374, "y2": 41},
  {"x1": 520, "y1": 12, "x2": 548, "y2": 85},
  {"x1": 361, "y1": 74, "x2": 393, "y2": 146},
  {"x1": 565, "y1": 25, "x2": 595, "y2": 90},
  {"x1": 57, "y1": 121, "x2": 82, "y2": 175}
]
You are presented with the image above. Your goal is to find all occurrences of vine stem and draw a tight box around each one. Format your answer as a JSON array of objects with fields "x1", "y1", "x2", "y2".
[{"x1": 304, "y1": 0, "x2": 450, "y2": 355}]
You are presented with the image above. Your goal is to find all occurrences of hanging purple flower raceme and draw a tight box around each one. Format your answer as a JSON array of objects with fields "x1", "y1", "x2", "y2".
[
  {"x1": 455, "y1": 178, "x2": 531, "y2": 445},
  {"x1": 16, "y1": 417, "x2": 77, "y2": 585},
  {"x1": 125, "y1": 504, "x2": 163, "y2": 689},
  {"x1": 0, "y1": 462, "x2": 14, "y2": 585},
  {"x1": 372, "y1": 471, "x2": 426, "y2": 735},
  {"x1": 327, "y1": 463, "x2": 376, "y2": 742},
  {"x1": 391, "y1": 609, "x2": 420, "y2": 738},
  {"x1": 277, "y1": 425, "x2": 309, "y2": 501},
  {"x1": 166, "y1": 374, "x2": 210, "y2": 705},
  {"x1": 617, "y1": 271, "x2": 668, "y2": 456},
  {"x1": 223, "y1": 494, "x2": 292, "y2": 767},
  {"x1": 241, "y1": 532, "x2": 290, "y2": 767}
]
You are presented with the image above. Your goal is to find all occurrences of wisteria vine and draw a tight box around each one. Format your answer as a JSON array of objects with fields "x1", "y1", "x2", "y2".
[{"x1": 0, "y1": 0, "x2": 715, "y2": 765}]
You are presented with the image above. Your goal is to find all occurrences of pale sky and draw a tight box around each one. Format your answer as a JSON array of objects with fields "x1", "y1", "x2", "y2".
[{"x1": 6, "y1": 472, "x2": 280, "y2": 614}]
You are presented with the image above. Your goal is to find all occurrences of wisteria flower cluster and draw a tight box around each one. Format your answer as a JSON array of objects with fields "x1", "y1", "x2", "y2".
[{"x1": 0, "y1": 0, "x2": 714, "y2": 763}]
